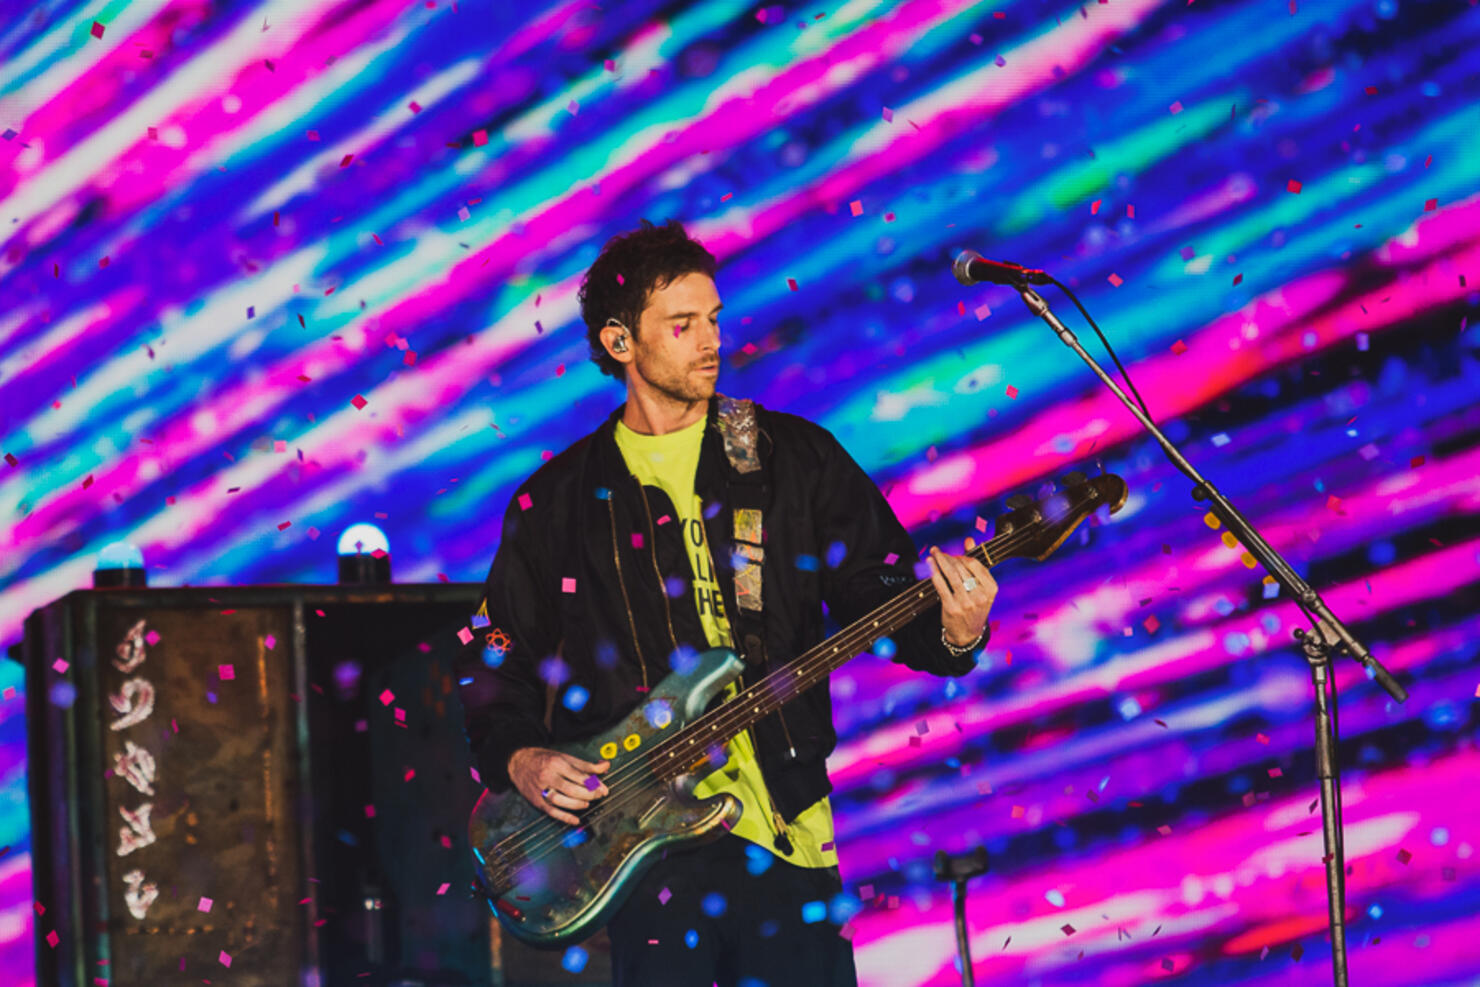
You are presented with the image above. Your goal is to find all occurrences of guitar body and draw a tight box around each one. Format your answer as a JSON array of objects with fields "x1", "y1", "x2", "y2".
[
  {"x1": 468, "y1": 646, "x2": 749, "y2": 948},
  {"x1": 465, "y1": 471, "x2": 1128, "y2": 949}
]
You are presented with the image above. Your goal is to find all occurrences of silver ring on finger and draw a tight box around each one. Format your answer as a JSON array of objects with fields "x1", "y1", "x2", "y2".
[{"x1": 961, "y1": 576, "x2": 978, "y2": 592}]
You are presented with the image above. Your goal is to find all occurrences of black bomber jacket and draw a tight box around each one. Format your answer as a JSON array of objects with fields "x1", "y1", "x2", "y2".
[{"x1": 454, "y1": 394, "x2": 983, "y2": 823}]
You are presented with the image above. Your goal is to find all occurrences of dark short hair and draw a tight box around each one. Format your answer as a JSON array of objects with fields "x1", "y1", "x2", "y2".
[{"x1": 579, "y1": 218, "x2": 718, "y2": 379}]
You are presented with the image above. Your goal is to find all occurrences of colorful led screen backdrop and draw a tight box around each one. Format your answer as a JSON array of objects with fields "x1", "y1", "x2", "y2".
[{"x1": 2, "y1": 0, "x2": 1478, "y2": 984}]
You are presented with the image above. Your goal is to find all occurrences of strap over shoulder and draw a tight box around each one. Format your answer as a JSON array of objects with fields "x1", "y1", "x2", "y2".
[{"x1": 715, "y1": 393, "x2": 762, "y2": 475}]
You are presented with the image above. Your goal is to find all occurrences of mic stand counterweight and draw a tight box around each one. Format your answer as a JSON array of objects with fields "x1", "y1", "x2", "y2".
[{"x1": 1009, "y1": 283, "x2": 1408, "y2": 987}]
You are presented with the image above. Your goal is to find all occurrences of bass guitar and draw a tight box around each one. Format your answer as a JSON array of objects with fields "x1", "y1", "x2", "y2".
[{"x1": 468, "y1": 471, "x2": 1127, "y2": 946}]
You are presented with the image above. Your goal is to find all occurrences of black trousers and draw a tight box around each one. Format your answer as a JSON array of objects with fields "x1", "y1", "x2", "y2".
[{"x1": 606, "y1": 834, "x2": 859, "y2": 987}]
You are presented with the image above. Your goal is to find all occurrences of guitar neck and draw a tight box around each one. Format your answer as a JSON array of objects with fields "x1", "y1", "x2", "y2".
[{"x1": 672, "y1": 535, "x2": 1004, "y2": 759}]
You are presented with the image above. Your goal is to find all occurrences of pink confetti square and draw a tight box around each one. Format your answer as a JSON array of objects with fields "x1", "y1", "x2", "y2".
[
  {"x1": 1108, "y1": 273, "x2": 1124, "y2": 287},
  {"x1": 1005, "y1": 385, "x2": 1019, "y2": 399},
  {"x1": 518, "y1": 493, "x2": 533, "y2": 511},
  {"x1": 883, "y1": 552, "x2": 898, "y2": 565},
  {"x1": 562, "y1": 577, "x2": 577, "y2": 593},
  {"x1": 91, "y1": 21, "x2": 105, "y2": 39},
  {"x1": 849, "y1": 200, "x2": 863, "y2": 216},
  {"x1": 52, "y1": 658, "x2": 69, "y2": 674},
  {"x1": 1169, "y1": 100, "x2": 1183, "y2": 114},
  {"x1": 219, "y1": 664, "x2": 235, "y2": 681},
  {"x1": 145, "y1": 630, "x2": 161, "y2": 645},
  {"x1": 974, "y1": 304, "x2": 991, "y2": 321},
  {"x1": 436, "y1": 882, "x2": 450, "y2": 895},
  {"x1": 631, "y1": 532, "x2": 644, "y2": 549},
  {"x1": 198, "y1": 897, "x2": 213, "y2": 912},
  {"x1": 264, "y1": 634, "x2": 276, "y2": 650},
  {"x1": 786, "y1": 278, "x2": 798, "y2": 291},
  {"x1": 365, "y1": 804, "x2": 376, "y2": 818},
  {"x1": 379, "y1": 689, "x2": 395, "y2": 706},
  {"x1": 1287, "y1": 179, "x2": 1303, "y2": 194},
  {"x1": 351, "y1": 394, "x2": 367, "y2": 409},
  {"x1": 881, "y1": 106, "x2": 894, "y2": 122},
  {"x1": 657, "y1": 887, "x2": 672, "y2": 905},
  {"x1": 457, "y1": 627, "x2": 474, "y2": 645},
  {"x1": 46, "y1": 931, "x2": 58, "y2": 948},
  {"x1": 473, "y1": 129, "x2": 488, "y2": 146},
  {"x1": 219, "y1": 951, "x2": 231, "y2": 968}
]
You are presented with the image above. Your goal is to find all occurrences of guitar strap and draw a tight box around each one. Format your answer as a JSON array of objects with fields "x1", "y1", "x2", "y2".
[{"x1": 715, "y1": 394, "x2": 768, "y2": 669}]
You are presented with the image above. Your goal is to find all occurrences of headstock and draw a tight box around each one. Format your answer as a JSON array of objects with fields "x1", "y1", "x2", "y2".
[{"x1": 984, "y1": 472, "x2": 1128, "y2": 564}]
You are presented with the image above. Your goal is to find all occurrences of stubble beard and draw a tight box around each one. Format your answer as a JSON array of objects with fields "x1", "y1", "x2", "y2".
[{"x1": 638, "y1": 354, "x2": 718, "y2": 405}]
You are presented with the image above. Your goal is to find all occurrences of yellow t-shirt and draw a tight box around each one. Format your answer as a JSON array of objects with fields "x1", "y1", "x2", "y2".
[{"x1": 615, "y1": 415, "x2": 837, "y2": 869}]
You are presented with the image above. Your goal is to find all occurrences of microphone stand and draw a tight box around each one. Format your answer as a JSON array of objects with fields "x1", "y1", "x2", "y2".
[{"x1": 1010, "y1": 283, "x2": 1409, "y2": 987}]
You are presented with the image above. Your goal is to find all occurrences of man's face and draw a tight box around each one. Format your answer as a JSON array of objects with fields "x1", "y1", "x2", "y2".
[{"x1": 627, "y1": 271, "x2": 723, "y2": 403}]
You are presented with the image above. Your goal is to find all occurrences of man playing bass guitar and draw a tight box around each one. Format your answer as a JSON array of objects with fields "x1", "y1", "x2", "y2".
[{"x1": 455, "y1": 218, "x2": 998, "y2": 987}]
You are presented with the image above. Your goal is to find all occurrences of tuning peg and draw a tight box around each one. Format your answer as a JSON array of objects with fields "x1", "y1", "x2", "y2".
[
  {"x1": 1062, "y1": 471, "x2": 1087, "y2": 488},
  {"x1": 1005, "y1": 493, "x2": 1034, "y2": 511}
]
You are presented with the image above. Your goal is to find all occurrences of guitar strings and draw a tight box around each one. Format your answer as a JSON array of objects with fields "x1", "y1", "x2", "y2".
[{"x1": 483, "y1": 511, "x2": 1063, "y2": 885}]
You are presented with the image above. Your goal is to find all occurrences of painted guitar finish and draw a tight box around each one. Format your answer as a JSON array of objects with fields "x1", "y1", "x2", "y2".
[{"x1": 468, "y1": 647, "x2": 748, "y2": 948}]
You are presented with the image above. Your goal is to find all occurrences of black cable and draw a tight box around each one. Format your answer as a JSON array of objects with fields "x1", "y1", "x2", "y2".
[{"x1": 1049, "y1": 275, "x2": 1156, "y2": 424}]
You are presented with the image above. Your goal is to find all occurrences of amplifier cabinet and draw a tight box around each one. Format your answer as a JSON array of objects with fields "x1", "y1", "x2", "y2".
[{"x1": 20, "y1": 584, "x2": 512, "y2": 986}]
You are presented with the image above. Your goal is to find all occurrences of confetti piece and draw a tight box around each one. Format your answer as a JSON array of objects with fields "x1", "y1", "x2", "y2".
[
  {"x1": 1157, "y1": 824, "x2": 1172, "y2": 835},
  {"x1": 198, "y1": 897, "x2": 213, "y2": 912},
  {"x1": 518, "y1": 493, "x2": 533, "y2": 511},
  {"x1": 91, "y1": 22, "x2": 105, "y2": 39},
  {"x1": 339, "y1": 154, "x2": 354, "y2": 167},
  {"x1": 1424, "y1": 198, "x2": 1437, "y2": 211},
  {"x1": 351, "y1": 394, "x2": 367, "y2": 410},
  {"x1": 882, "y1": 107, "x2": 894, "y2": 122},
  {"x1": 379, "y1": 689, "x2": 395, "y2": 706},
  {"x1": 457, "y1": 627, "x2": 473, "y2": 645},
  {"x1": 1108, "y1": 273, "x2": 1124, "y2": 287},
  {"x1": 52, "y1": 659, "x2": 68, "y2": 674},
  {"x1": 849, "y1": 200, "x2": 863, "y2": 216},
  {"x1": 1287, "y1": 179, "x2": 1302, "y2": 194},
  {"x1": 787, "y1": 278, "x2": 798, "y2": 291},
  {"x1": 219, "y1": 665, "x2": 235, "y2": 680},
  {"x1": 1143, "y1": 616, "x2": 1160, "y2": 633},
  {"x1": 1169, "y1": 101, "x2": 1183, "y2": 114},
  {"x1": 47, "y1": 931, "x2": 58, "y2": 948},
  {"x1": 4, "y1": 453, "x2": 17, "y2": 467},
  {"x1": 1061, "y1": 924, "x2": 1076, "y2": 936},
  {"x1": 437, "y1": 882, "x2": 450, "y2": 895},
  {"x1": 1396, "y1": 848, "x2": 1412, "y2": 865},
  {"x1": 1091, "y1": 199, "x2": 1101, "y2": 214},
  {"x1": 562, "y1": 577, "x2": 577, "y2": 593},
  {"x1": 884, "y1": 552, "x2": 898, "y2": 565},
  {"x1": 1257, "y1": 733, "x2": 1270, "y2": 744},
  {"x1": 219, "y1": 951, "x2": 231, "y2": 967},
  {"x1": 1005, "y1": 385, "x2": 1018, "y2": 399},
  {"x1": 658, "y1": 887, "x2": 673, "y2": 905},
  {"x1": 1170, "y1": 339, "x2": 1188, "y2": 355},
  {"x1": 1232, "y1": 273, "x2": 1243, "y2": 286},
  {"x1": 974, "y1": 304, "x2": 991, "y2": 321},
  {"x1": 473, "y1": 129, "x2": 488, "y2": 146}
]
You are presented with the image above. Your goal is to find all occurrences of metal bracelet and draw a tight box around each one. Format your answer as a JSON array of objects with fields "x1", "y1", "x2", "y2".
[{"x1": 941, "y1": 625, "x2": 985, "y2": 656}]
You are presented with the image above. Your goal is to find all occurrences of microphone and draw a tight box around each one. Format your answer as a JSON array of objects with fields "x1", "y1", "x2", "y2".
[{"x1": 952, "y1": 250, "x2": 1051, "y2": 287}]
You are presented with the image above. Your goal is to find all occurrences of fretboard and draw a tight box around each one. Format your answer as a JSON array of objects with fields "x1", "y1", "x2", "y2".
[{"x1": 652, "y1": 536, "x2": 1001, "y2": 776}]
